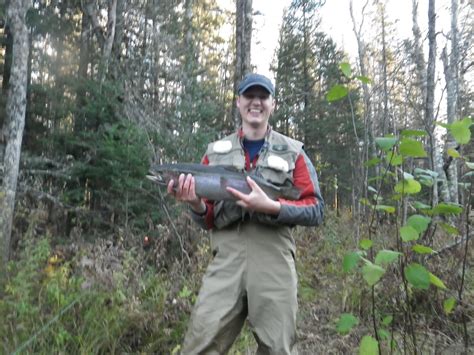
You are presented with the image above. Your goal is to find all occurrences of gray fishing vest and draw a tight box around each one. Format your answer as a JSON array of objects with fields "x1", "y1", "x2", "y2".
[{"x1": 205, "y1": 130, "x2": 303, "y2": 229}]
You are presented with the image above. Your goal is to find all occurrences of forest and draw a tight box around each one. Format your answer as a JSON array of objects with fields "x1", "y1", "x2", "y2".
[{"x1": 0, "y1": 0, "x2": 472, "y2": 353}]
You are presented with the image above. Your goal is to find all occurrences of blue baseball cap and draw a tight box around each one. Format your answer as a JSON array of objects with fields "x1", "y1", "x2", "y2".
[{"x1": 238, "y1": 73, "x2": 275, "y2": 96}]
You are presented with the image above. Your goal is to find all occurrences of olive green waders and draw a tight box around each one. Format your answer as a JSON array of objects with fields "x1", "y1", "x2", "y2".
[{"x1": 181, "y1": 221, "x2": 298, "y2": 354}]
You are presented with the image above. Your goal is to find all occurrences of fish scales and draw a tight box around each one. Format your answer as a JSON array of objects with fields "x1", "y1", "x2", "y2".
[{"x1": 147, "y1": 163, "x2": 301, "y2": 201}]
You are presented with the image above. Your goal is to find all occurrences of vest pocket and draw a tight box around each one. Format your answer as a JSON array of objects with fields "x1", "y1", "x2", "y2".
[{"x1": 258, "y1": 151, "x2": 296, "y2": 186}]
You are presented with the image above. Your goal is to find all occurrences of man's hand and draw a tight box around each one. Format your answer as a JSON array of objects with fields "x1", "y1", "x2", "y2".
[
  {"x1": 227, "y1": 176, "x2": 281, "y2": 215},
  {"x1": 167, "y1": 173, "x2": 206, "y2": 214}
]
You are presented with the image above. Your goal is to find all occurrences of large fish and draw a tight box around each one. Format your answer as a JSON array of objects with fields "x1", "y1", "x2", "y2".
[{"x1": 147, "y1": 163, "x2": 301, "y2": 201}]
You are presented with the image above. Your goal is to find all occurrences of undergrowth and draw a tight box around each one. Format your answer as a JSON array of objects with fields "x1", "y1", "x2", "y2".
[{"x1": 1, "y1": 207, "x2": 471, "y2": 354}]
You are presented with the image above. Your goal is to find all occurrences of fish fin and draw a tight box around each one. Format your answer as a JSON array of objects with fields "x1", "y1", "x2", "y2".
[{"x1": 146, "y1": 174, "x2": 165, "y2": 185}]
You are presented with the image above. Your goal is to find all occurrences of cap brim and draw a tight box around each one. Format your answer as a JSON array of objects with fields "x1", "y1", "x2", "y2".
[{"x1": 239, "y1": 83, "x2": 273, "y2": 95}]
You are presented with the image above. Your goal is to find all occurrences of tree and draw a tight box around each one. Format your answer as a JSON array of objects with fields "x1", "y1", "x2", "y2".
[
  {"x1": 1, "y1": 0, "x2": 31, "y2": 269},
  {"x1": 441, "y1": 0, "x2": 460, "y2": 204},
  {"x1": 274, "y1": 0, "x2": 360, "y2": 208},
  {"x1": 232, "y1": 0, "x2": 252, "y2": 128}
]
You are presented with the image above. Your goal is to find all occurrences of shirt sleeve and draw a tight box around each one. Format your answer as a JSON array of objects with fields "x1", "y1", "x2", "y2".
[
  {"x1": 189, "y1": 155, "x2": 215, "y2": 230},
  {"x1": 256, "y1": 150, "x2": 324, "y2": 226}
]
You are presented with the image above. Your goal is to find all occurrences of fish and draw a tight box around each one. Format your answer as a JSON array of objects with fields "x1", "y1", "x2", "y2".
[{"x1": 146, "y1": 163, "x2": 301, "y2": 201}]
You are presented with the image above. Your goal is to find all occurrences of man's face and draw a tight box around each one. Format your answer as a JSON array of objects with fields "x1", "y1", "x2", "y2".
[{"x1": 237, "y1": 86, "x2": 275, "y2": 128}]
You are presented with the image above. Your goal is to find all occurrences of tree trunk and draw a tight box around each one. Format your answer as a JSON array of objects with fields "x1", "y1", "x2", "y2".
[
  {"x1": 380, "y1": 5, "x2": 390, "y2": 135},
  {"x1": 442, "y1": 0, "x2": 460, "y2": 204},
  {"x1": 424, "y1": 0, "x2": 449, "y2": 205},
  {"x1": 0, "y1": 0, "x2": 31, "y2": 269},
  {"x1": 75, "y1": 7, "x2": 90, "y2": 132},
  {"x1": 412, "y1": 0, "x2": 442, "y2": 205},
  {"x1": 232, "y1": 0, "x2": 253, "y2": 129},
  {"x1": 350, "y1": 0, "x2": 371, "y2": 223}
]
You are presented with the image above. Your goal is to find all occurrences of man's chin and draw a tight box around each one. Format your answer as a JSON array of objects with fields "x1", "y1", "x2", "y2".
[{"x1": 248, "y1": 121, "x2": 264, "y2": 129}]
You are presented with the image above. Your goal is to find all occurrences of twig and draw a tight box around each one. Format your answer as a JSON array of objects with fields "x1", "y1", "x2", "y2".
[
  {"x1": 459, "y1": 181, "x2": 472, "y2": 351},
  {"x1": 143, "y1": 187, "x2": 191, "y2": 266},
  {"x1": 425, "y1": 234, "x2": 472, "y2": 259}
]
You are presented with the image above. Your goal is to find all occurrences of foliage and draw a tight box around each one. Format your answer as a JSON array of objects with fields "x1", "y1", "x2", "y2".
[
  {"x1": 328, "y1": 62, "x2": 473, "y2": 352},
  {"x1": 0, "y1": 234, "x2": 195, "y2": 354},
  {"x1": 273, "y1": 1, "x2": 362, "y2": 206}
]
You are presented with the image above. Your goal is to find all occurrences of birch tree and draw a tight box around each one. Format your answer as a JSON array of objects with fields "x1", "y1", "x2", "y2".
[
  {"x1": 350, "y1": 0, "x2": 372, "y2": 229},
  {"x1": 0, "y1": 0, "x2": 31, "y2": 268},
  {"x1": 441, "y1": 0, "x2": 460, "y2": 204}
]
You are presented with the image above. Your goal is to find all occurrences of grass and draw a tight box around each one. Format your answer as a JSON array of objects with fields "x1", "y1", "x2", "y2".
[{"x1": 1, "y1": 209, "x2": 472, "y2": 353}]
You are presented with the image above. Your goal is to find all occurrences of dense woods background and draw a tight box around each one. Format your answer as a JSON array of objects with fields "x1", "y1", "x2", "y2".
[{"x1": 0, "y1": 0, "x2": 472, "y2": 353}]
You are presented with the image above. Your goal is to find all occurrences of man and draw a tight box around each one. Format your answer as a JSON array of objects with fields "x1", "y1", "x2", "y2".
[{"x1": 168, "y1": 73, "x2": 324, "y2": 354}]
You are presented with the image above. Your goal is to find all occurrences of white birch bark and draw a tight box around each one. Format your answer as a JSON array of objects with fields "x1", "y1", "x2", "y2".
[
  {"x1": 0, "y1": 0, "x2": 31, "y2": 267},
  {"x1": 441, "y1": 0, "x2": 460, "y2": 204},
  {"x1": 412, "y1": 0, "x2": 444, "y2": 205}
]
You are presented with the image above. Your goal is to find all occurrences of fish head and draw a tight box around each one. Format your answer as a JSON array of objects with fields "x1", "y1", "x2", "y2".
[{"x1": 147, "y1": 164, "x2": 182, "y2": 187}]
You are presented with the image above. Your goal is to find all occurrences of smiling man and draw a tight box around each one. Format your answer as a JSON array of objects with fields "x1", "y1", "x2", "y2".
[{"x1": 168, "y1": 73, "x2": 324, "y2": 354}]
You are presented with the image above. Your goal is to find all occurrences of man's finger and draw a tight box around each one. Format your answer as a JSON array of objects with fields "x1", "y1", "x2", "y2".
[
  {"x1": 167, "y1": 179, "x2": 175, "y2": 194},
  {"x1": 183, "y1": 173, "x2": 192, "y2": 194},
  {"x1": 247, "y1": 176, "x2": 263, "y2": 192},
  {"x1": 235, "y1": 200, "x2": 248, "y2": 209},
  {"x1": 177, "y1": 173, "x2": 185, "y2": 194},
  {"x1": 227, "y1": 186, "x2": 247, "y2": 201}
]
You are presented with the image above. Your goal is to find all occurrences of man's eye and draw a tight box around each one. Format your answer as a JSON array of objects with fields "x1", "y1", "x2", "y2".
[{"x1": 244, "y1": 95, "x2": 269, "y2": 100}]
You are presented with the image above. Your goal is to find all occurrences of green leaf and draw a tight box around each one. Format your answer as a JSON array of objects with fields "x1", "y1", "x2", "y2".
[
  {"x1": 359, "y1": 335, "x2": 379, "y2": 355},
  {"x1": 462, "y1": 171, "x2": 474, "y2": 179},
  {"x1": 407, "y1": 215, "x2": 431, "y2": 233},
  {"x1": 385, "y1": 151, "x2": 403, "y2": 166},
  {"x1": 414, "y1": 168, "x2": 439, "y2": 178},
  {"x1": 340, "y1": 62, "x2": 352, "y2": 78},
  {"x1": 418, "y1": 176, "x2": 434, "y2": 187},
  {"x1": 378, "y1": 328, "x2": 390, "y2": 340},
  {"x1": 362, "y1": 262, "x2": 386, "y2": 286},
  {"x1": 399, "y1": 138, "x2": 427, "y2": 157},
  {"x1": 374, "y1": 250, "x2": 401, "y2": 266},
  {"x1": 438, "y1": 222, "x2": 460, "y2": 235},
  {"x1": 178, "y1": 285, "x2": 192, "y2": 299},
  {"x1": 394, "y1": 179, "x2": 422, "y2": 195},
  {"x1": 401, "y1": 129, "x2": 427, "y2": 137},
  {"x1": 356, "y1": 75, "x2": 372, "y2": 84},
  {"x1": 375, "y1": 205, "x2": 396, "y2": 213},
  {"x1": 466, "y1": 162, "x2": 474, "y2": 170},
  {"x1": 443, "y1": 297, "x2": 456, "y2": 315},
  {"x1": 404, "y1": 263, "x2": 430, "y2": 290},
  {"x1": 343, "y1": 252, "x2": 362, "y2": 272},
  {"x1": 413, "y1": 201, "x2": 431, "y2": 210},
  {"x1": 400, "y1": 225, "x2": 419, "y2": 242},
  {"x1": 382, "y1": 315, "x2": 393, "y2": 326},
  {"x1": 450, "y1": 117, "x2": 472, "y2": 144},
  {"x1": 368, "y1": 186, "x2": 378, "y2": 194},
  {"x1": 432, "y1": 203, "x2": 463, "y2": 215},
  {"x1": 327, "y1": 84, "x2": 349, "y2": 101},
  {"x1": 412, "y1": 245, "x2": 435, "y2": 254},
  {"x1": 429, "y1": 272, "x2": 447, "y2": 290},
  {"x1": 375, "y1": 137, "x2": 397, "y2": 152},
  {"x1": 447, "y1": 148, "x2": 460, "y2": 158},
  {"x1": 360, "y1": 239, "x2": 373, "y2": 250},
  {"x1": 365, "y1": 158, "x2": 382, "y2": 167},
  {"x1": 336, "y1": 313, "x2": 359, "y2": 334}
]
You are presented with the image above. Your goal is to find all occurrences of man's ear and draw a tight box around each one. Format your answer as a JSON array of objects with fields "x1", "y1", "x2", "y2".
[{"x1": 236, "y1": 96, "x2": 241, "y2": 108}]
